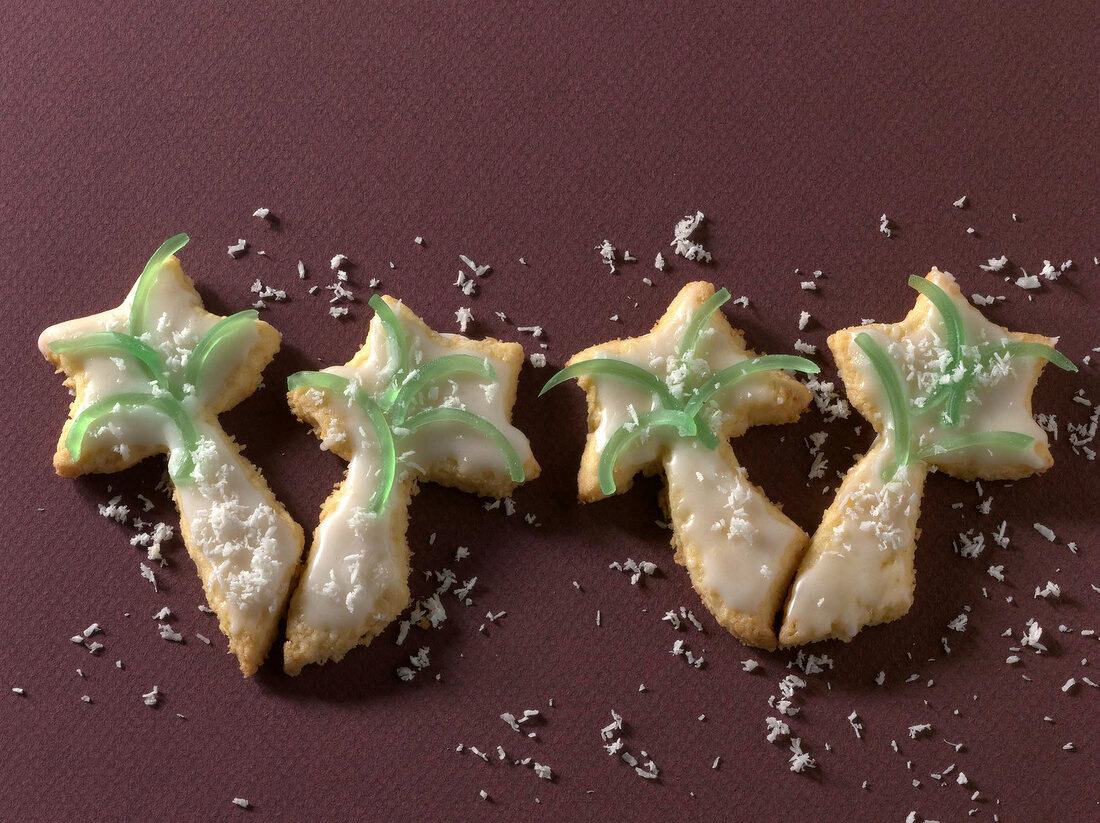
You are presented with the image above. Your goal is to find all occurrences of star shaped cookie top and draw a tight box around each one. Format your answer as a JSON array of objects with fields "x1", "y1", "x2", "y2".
[
  {"x1": 544, "y1": 282, "x2": 819, "y2": 649},
  {"x1": 544, "y1": 281, "x2": 818, "y2": 500},
  {"x1": 39, "y1": 235, "x2": 304, "y2": 675},
  {"x1": 283, "y1": 295, "x2": 539, "y2": 674},
  {"x1": 835, "y1": 268, "x2": 1075, "y2": 482},
  {"x1": 780, "y1": 269, "x2": 1076, "y2": 646}
]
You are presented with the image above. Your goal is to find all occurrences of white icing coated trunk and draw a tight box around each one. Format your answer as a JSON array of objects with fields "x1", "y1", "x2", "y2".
[
  {"x1": 781, "y1": 439, "x2": 928, "y2": 643},
  {"x1": 293, "y1": 453, "x2": 411, "y2": 632},
  {"x1": 174, "y1": 421, "x2": 300, "y2": 637},
  {"x1": 663, "y1": 438, "x2": 806, "y2": 635}
]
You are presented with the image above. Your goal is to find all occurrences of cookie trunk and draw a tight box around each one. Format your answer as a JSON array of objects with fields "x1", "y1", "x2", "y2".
[
  {"x1": 283, "y1": 457, "x2": 414, "y2": 676},
  {"x1": 663, "y1": 438, "x2": 808, "y2": 650},
  {"x1": 779, "y1": 439, "x2": 928, "y2": 646},
  {"x1": 173, "y1": 422, "x2": 304, "y2": 676}
]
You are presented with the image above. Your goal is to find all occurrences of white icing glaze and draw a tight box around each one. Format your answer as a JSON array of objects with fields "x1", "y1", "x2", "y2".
[
  {"x1": 782, "y1": 439, "x2": 927, "y2": 640},
  {"x1": 665, "y1": 438, "x2": 805, "y2": 622},
  {"x1": 40, "y1": 259, "x2": 299, "y2": 634},
  {"x1": 292, "y1": 303, "x2": 534, "y2": 633}
]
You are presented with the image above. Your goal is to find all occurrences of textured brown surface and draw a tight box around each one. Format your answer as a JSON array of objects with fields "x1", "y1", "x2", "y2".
[{"x1": 2, "y1": 2, "x2": 1098, "y2": 820}]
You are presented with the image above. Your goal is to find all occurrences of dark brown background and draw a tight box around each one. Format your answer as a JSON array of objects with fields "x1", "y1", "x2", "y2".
[{"x1": 2, "y1": 2, "x2": 1097, "y2": 821}]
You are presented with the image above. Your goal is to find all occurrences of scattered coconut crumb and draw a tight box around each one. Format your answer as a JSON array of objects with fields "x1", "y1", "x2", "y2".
[
  {"x1": 608, "y1": 558, "x2": 657, "y2": 585},
  {"x1": 1033, "y1": 523, "x2": 1057, "y2": 542},
  {"x1": 459, "y1": 254, "x2": 491, "y2": 278},
  {"x1": 848, "y1": 711, "x2": 864, "y2": 738},
  {"x1": 670, "y1": 211, "x2": 712, "y2": 263},
  {"x1": 596, "y1": 240, "x2": 618, "y2": 274},
  {"x1": 788, "y1": 738, "x2": 816, "y2": 773},
  {"x1": 1035, "y1": 581, "x2": 1061, "y2": 600},
  {"x1": 139, "y1": 563, "x2": 158, "y2": 591}
]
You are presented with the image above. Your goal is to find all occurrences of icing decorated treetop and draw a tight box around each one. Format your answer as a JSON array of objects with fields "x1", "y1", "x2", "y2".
[
  {"x1": 288, "y1": 296, "x2": 526, "y2": 515},
  {"x1": 855, "y1": 273, "x2": 1075, "y2": 482},
  {"x1": 542, "y1": 285, "x2": 819, "y2": 496},
  {"x1": 47, "y1": 236, "x2": 263, "y2": 481}
]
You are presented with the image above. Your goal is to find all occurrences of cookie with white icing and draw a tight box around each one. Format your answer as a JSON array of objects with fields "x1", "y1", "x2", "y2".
[
  {"x1": 283, "y1": 295, "x2": 540, "y2": 675},
  {"x1": 543, "y1": 282, "x2": 818, "y2": 650},
  {"x1": 39, "y1": 235, "x2": 305, "y2": 676},
  {"x1": 780, "y1": 269, "x2": 1076, "y2": 646}
]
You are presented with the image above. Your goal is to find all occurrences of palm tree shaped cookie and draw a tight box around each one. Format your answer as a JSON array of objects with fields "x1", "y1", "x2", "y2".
[
  {"x1": 543, "y1": 282, "x2": 820, "y2": 649},
  {"x1": 283, "y1": 295, "x2": 540, "y2": 674},
  {"x1": 780, "y1": 269, "x2": 1076, "y2": 646},
  {"x1": 39, "y1": 235, "x2": 305, "y2": 676}
]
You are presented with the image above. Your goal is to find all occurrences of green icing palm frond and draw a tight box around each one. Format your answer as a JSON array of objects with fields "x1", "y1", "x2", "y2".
[
  {"x1": 598, "y1": 409, "x2": 697, "y2": 495},
  {"x1": 391, "y1": 354, "x2": 496, "y2": 425},
  {"x1": 50, "y1": 332, "x2": 172, "y2": 395},
  {"x1": 855, "y1": 332, "x2": 912, "y2": 482},
  {"x1": 66, "y1": 392, "x2": 200, "y2": 481},
  {"x1": 289, "y1": 371, "x2": 397, "y2": 514},
  {"x1": 683, "y1": 355, "x2": 820, "y2": 419},
  {"x1": 183, "y1": 310, "x2": 261, "y2": 399},
  {"x1": 539, "y1": 359, "x2": 679, "y2": 407},
  {"x1": 368, "y1": 295, "x2": 410, "y2": 410},
  {"x1": 129, "y1": 233, "x2": 189, "y2": 338},
  {"x1": 678, "y1": 287, "x2": 731, "y2": 366},
  {"x1": 915, "y1": 431, "x2": 1035, "y2": 461},
  {"x1": 402, "y1": 407, "x2": 525, "y2": 483}
]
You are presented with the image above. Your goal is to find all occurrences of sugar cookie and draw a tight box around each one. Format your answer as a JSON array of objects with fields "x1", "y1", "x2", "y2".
[
  {"x1": 39, "y1": 235, "x2": 305, "y2": 676},
  {"x1": 543, "y1": 282, "x2": 818, "y2": 649},
  {"x1": 283, "y1": 295, "x2": 539, "y2": 674},
  {"x1": 780, "y1": 269, "x2": 1076, "y2": 646}
]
